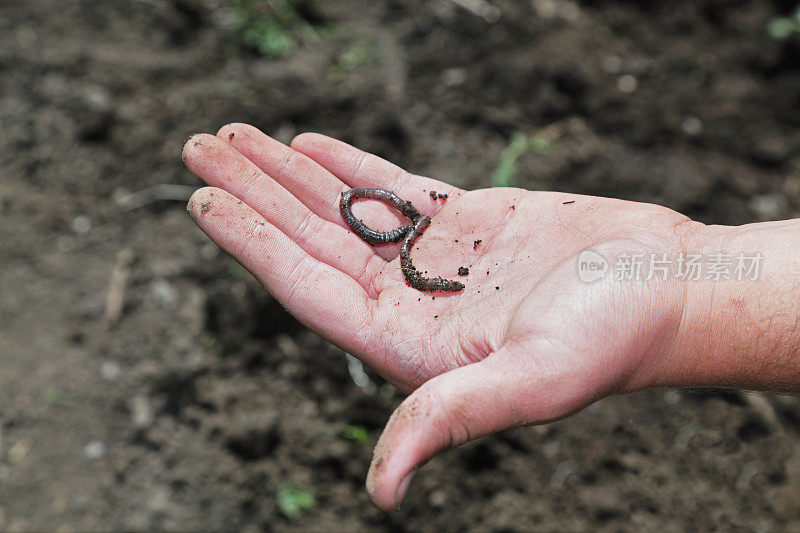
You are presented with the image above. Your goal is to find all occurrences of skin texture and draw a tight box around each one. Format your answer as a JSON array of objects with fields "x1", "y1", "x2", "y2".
[{"x1": 182, "y1": 123, "x2": 800, "y2": 511}]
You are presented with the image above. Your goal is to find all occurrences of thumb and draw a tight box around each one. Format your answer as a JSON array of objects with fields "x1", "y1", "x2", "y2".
[{"x1": 365, "y1": 340, "x2": 590, "y2": 511}]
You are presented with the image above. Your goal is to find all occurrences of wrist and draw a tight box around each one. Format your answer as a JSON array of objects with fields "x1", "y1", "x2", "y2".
[{"x1": 658, "y1": 219, "x2": 800, "y2": 391}]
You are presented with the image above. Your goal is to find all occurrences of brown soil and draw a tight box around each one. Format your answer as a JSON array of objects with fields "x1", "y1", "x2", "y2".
[{"x1": 2, "y1": 0, "x2": 800, "y2": 530}]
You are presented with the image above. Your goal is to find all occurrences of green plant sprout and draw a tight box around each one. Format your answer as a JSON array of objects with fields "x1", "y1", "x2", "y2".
[
  {"x1": 491, "y1": 131, "x2": 549, "y2": 187},
  {"x1": 328, "y1": 38, "x2": 377, "y2": 80},
  {"x1": 768, "y1": 6, "x2": 800, "y2": 39},
  {"x1": 277, "y1": 484, "x2": 316, "y2": 519},
  {"x1": 341, "y1": 424, "x2": 370, "y2": 443},
  {"x1": 327, "y1": 39, "x2": 376, "y2": 80},
  {"x1": 233, "y1": 0, "x2": 322, "y2": 58}
]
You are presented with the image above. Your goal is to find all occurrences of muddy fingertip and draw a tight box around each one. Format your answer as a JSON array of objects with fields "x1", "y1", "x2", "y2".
[
  {"x1": 180, "y1": 133, "x2": 205, "y2": 163},
  {"x1": 187, "y1": 187, "x2": 217, "y2": 219}
]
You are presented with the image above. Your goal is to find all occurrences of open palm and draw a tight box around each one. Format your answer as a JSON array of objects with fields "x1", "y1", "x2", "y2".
[{"x1": 183, "y1": 124, "x2": 694, "y2": 510}]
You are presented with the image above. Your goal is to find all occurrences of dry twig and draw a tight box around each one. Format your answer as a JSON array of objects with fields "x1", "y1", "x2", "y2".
[
  {"x1": 104, "y1": 249, "x2": 134, "y2": 327},
  {"x1": 446, "y1": 0, "x2": 501, "y2": 23},
  {"x1": 114, "y1": 184, "x2": 197, "y2": 211}
]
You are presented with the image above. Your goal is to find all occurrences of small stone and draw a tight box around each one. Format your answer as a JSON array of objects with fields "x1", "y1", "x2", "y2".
[
  {"x1": 151, "y1": 278, "x2": 177, "y2": 307},
  {"x1": 428, "y1": 489, "x2": 447, "y2": 507},
  {"x1": 617, "y1": 74, "x2": 638, "y2": 93},
  {"x1": 71, "y1": 215, "x2": 92, "y2": 234},
  {"x1": 429, "y1": 190, "x2": 438, "y2": 199},
  {"x1": 100, "y1": 361, "x2": 121, "y2": 380},
  {"x1": 736, "y1": 460, "x2": 760, "y2": 491},
  {"x1": 681, "y1": 116, "x2": 703, "y2": 136},
  {"x1": 84, "y1": 440, "x2": 106, "y2": 460},
  {"x1": 663, "y1": 389, "x2": 681, "y2": 405},
  {"x1": 442, "y1": 68, "x2": 466, "y2": 87},
  {"x1": 458, "y1": 267, "x2": 469, "y2": 276},
  {"x1": 130, "y1": 394, "x2": 153, "y2": 430},
  {"x1": 8, "y1": 439, "x2": 29, "y2": 464},
  {"x1": 83, "y1": 84, "x2": 111, "y2": 111},
  {"x1": 749, "y1": 193, "x2": 786, "y2": 221},
  {"x1": 673, "y1": 423, "x2": 696, "y2": 450},
  {"x1": 550, "y1": 460, "x2": 575, "y2": 488}
]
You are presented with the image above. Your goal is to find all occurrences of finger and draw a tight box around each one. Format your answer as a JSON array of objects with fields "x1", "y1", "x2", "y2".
[
  {"x1": 183, "y1": 134, "x2": 387, "y2": 296},
  {"x1": 187, "y1": 186, "x2": 374, "y2": 358},
  {"x1": 365, "y1": 341, "x2": 588, "y2": 511},
  {"x1": 214, "y1": 124, "x2": 411, "y2": 261},
  {"x1": 290, "y1": 133, "x2": 464, "y2": 214},
  {"x1": 216, "y1": 123, "x2": 347, "y2": 224}
]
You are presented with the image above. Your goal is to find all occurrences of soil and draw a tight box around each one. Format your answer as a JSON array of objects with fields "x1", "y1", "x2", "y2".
[{"x1": 2, "y1": 0, "x2": 800, "y2": 530}]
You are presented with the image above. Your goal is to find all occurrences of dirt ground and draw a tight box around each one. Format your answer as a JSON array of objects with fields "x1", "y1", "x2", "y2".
[{"x1": 2, "y1": 0, "x2": 800, "y2": 530}]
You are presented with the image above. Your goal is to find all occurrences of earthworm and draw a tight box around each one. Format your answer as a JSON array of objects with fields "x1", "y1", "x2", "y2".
[{"x1": 339, "y1": 188, "x2": 465, "y2": 293}]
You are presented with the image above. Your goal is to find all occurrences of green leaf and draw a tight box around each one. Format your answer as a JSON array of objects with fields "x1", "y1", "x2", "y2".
[
  {"x1": 277, "y1": 484, "x2": 316, "y2": 519},
  {"x1": 767, "y1": 5, "x2": 800, "y2": 40},
  {"x1": 529, "y1": 136, "x2": 550, "y2": 154},
  {"x1": 341, "y1": 424, "x2": 369, "y2": 443},
  {"x1": 339, "y1": 39, "x2": 376, "y2": 71},
  {"x1": 768, "y1": 17, "x2": 798, "y2": 40},
  {"x1": 242, "y1": 20, "x2": 295, "y2": 57},
  {"x1": 233, "y1": 0, "x2": 320, "y2": 58},
  {"x1": 491, "y1": 132, "x2": 549, "y2": 187}
]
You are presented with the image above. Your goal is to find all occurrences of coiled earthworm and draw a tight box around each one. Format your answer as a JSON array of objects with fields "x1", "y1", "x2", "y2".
[{"x1": 339, "y1": 188, "x2": 465, "y2": 293}]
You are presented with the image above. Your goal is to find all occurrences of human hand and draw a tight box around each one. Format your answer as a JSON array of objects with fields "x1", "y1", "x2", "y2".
[{"x1": 182, "y1": 124, "x2": 698, "y2": 510}]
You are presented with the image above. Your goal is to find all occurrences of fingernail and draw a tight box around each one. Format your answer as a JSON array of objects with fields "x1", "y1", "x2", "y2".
[
  {"x1": 181, "y1": 133, "x2": 199, "y2": 162},
  {"x1": 395, "y1": 470, "x2": 415, "y2": 510}
]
